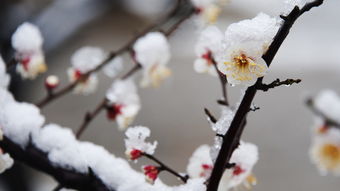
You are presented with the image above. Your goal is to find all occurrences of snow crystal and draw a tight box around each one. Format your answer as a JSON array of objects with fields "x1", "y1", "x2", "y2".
[
  {"x1": 11, "y1": 22, "x2": 43, "y2": 53},
  {"x1": 314, "y1": 90, "x2": 340, "y2": 125},
  {"x1": 211, "y1": 106, "x2": 235, "y2": 134},
  {"x1": 283, "y1": 0, "x2": 313, "y2": 15},
  {"x1": 103, "y1": 56, "x2": 124, "y2": 78},
  {"x1": 71, "y1": 46, "x2": 106, "y2": 73},
  {"x1": 0, "y1": 56, "x2": 10, "y2": 89},
  {"x1": 0, "y1": 153, "x2": 14, "y2": 174},
  {"x1": 125, "y1": 126, "x2": 157, "y2": 155}
]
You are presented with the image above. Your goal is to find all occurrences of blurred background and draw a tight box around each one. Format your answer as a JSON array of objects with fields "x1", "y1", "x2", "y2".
[{"x1": 1, "y1": 0, "x2": 340, "y2": 190}]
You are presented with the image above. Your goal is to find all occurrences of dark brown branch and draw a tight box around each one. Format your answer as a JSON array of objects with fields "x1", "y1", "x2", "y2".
[
  {"x1": 76, "y1": 99, "x2": 107, "y2": 139},
  {"x1": 211, "y1": 59, "x2": 228, "y2": 106},
  {"x1": 142, "y1": 153, "x2": 188, "y2": 183},
  {"x1": 256, "y1": 78, "x2": 301, "y2": 92},
  {"x1": 5, "y1": 58, "x2": 17, "y2": 72},
  {"x1": 206, "y1": 1, "x2": 324, "y2": 190},
  {"x1": 204, "y1": 108, "x2": 217, "y2": 123},
  {"x1": 0, "y1": 137, "x2": 111, "y2": 191},
  {"x1": 306, "y1": 98, "x2": 340, "y2": 127}
]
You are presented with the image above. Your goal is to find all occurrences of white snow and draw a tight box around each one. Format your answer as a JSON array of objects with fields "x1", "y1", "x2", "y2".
[
  {"x1": 0, "y1": 55, "x2": 10, "y2": 89},
  {"x1": 125, "y1": 126, "x2": 158, "y2": 155},
  {"x1": 314, "y1": 90, "x2": 340, "y2": 125},
  {"x1": 71, "y1": 46, "x2": 106, "y2": 73},
  {"x1": 11, "y1": 22, "x2": 43, "y2": 53}
]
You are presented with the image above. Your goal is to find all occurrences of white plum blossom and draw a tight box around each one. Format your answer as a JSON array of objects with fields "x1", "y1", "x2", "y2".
[
  {"x1": 103, "y1": 56, "x2": 124, "y2": 78},
  {"x1": 67, "y1": 46, "x2": 106, "y2": 95},
  {"x1": 191, "y1": 0, "x2": 228, "y2": 25},
  {"x1": 314, "y1": 90, "x2": 340, "y2": 125},
  {"x1": 218, "y1": 13, "x2": 280, "y2": 87},
  {"x1": 0, "y1": 55, "x2": 10, "y2": 88},
  {"x1": 187, "y1": 142, "x2": 258, "y2": 190},
  {"x1": 106, "y1": 79, "x2": 141, "y2": 130},
  {"x1": 0, "y1": 148, "x2": 14, "y2": 174},
  {"x1": 194, "y1": 26, "x2": 223, "y2": 76},
  {"x1": 310, "y1": 123, "x2": 340, "y2": 176},
  {"x1": 11, "y1": 22, "x2": 47, "y2": 79},
  {"x1": 125, "y1": 126, "x2": 157, "y2": 160},
  {"x1": 133, "y1": 32, "x2": 171, "y2": 87}
]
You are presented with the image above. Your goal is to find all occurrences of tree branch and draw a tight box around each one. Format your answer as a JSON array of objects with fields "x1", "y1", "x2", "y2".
[
  {"x1": 204, "y1": 108, "x2": 217, "y2": 123},
  {"x1": 206, "y1": 1, "x2": 324, "y2": 190},
  {"x1": 211, "y1": 58, "x2": 228, "y2": 106},
  {"x1": 142, "y1": 153, "x2": 189, "y2": 183},
  {"x1": 256, "y1": 78, "x2": 301, "y2": 92},
  {"x1": 0, "y1": 137, "x2": 111, "y2": 191}
]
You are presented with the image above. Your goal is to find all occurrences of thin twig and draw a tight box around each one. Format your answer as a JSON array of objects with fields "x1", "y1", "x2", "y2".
[
  {"x1": 142, "y1": 153, "x2": 189, "y2": 183},
  {"x1": 256, "y1": 78, "x2": 301, "y2": 92},
  {"x1": 212, "y1": 58, "x2": 228, "y2": 106},
  {"x1": 204, "y1": 108, "x2": 217, "y2": 123},
  {"x1": 76, "y1": 99, "x2": 107, "y2": 139},
  {"x1": 206, "y1": 1, "x2": 324, "y2": 190}
]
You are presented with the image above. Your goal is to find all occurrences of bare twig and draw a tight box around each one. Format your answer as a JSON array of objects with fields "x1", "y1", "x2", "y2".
[
  {"x1": 204, "y1": 108, "x2": 218, "y2": 123},
  {"x1": 256, "y1": 78, "x2": 301, "y2": 91},
  {"x1": 211, "y1": 58, "x2": 228, "y2": 106},
  {"x1": 142, "y1": 153, "x2": 189, "y2": 183},
  {"x1": 206, "y1": 1, "x2": 324, "y2": 190}
]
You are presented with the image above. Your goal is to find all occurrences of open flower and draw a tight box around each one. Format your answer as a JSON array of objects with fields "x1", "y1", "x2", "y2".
[
  {"x1": 67, "y1": 46, "x2": 106, "y2": 95},
  {"x1": 218, "y1": 13, "x2": 280, "y2": 87},
  {"x1": 0, "y1": 55, "x2": 10, "y2": 89},
  {"x1": 194, "y1": 26, "x2": 223, "y2": 76},
  {"x1": 11, "y1": 22, "x2": 46, "y2": 79},
  {"x1": 125, "y1": 126, "x2": 157, "y2": 160},
  {"x1": 187, "y1": 142, "x2": 258, "y2": 190},
  {"x1": 191, "y1": 0, "x2": 228, "y2": 25},
  {"x1": 142, "y1": 165, "x2": 159, "y2": 184},
  {"x1": 133, "y1": 32, "x2": 171, "y2": 87},
  {"x1": 106, "y1": 80, "x2": 141, "y2": 130},
  {"x1": 310, "y1": 125, "x2": 340, "y2": 176}
]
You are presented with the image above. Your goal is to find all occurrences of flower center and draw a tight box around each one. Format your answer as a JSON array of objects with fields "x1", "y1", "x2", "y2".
[
  {"x1": 321, "y1": 144, "x2": 340, "y2": 161},
  {"x1": 233, "y1": 54, "x2": 250, "y2": 69},
  {"x1": 107, "y1": 104, "x2": 124, "y2": 120}
]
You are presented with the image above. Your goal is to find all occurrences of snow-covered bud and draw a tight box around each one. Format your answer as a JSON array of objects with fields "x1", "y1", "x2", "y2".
[
  {"x1": 142, "y1": 165, "x2": 159, "y2": 184},
  {"x1": 125, "y1": 148, "x2": 142, "y2": 160},
  {"x1": 45, "y1": 75, "x2": 60, "y2": 90},
  {"x1": 106, "y1": 80, "x2": 141, "y2": 130},
  {"x1": 133, "y1": 32, "x2": 171, "y2": 88},
  {"x1": 191, "y1": 0, "x2": 228, "y2": 25},
  {"x1": 125, "y1": 126, "x2": 157, "y2": 156},
  {"x1": 67, "y1": 68, "x2": 98, "y2": 95},
  {"x1": 11, "y1": 22, "x2": 47, "y2": 79}
]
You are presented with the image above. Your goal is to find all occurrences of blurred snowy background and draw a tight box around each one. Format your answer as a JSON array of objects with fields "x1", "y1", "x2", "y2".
[{"x1": 1, "y1": 0, "x2": 340, "y2": 190}]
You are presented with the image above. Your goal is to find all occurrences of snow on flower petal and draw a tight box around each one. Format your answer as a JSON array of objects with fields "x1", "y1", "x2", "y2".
[
  {"x1": 314, "y1": 90, "x2": 340, "y2": 125},
  {"x1": 133, "y1": 32, "x2": 171, "y2": 87},
  {"x1": 0, "y1": 55, "x2": 10, "y2": 89},
  {"x1": 71, "y1": 46, "x2": 106, "y2": 73},
  {"x1": 106, "y1": 79, "x2": 141, "y2": 130},
  {"x1": 194, "y1": 26, "x2": 223, "y2": 76},
  {"x1": 191, "y1": 0, "x2": 228, "y2": 25},
  {"x1": 187, "y1": 145, "x2": 213, "y2": 179},
  {"x1": 125, "y1": 126, "x2": 158, "y2": 159},
  {"x1": 218, "y1": 13, "x2": 280, "y2": 87},
  {"x1": 11, "y1": 22, "x2": 47, "y2": 79}
]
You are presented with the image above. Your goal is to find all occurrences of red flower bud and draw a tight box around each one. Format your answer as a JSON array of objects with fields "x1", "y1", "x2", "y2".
[
  {"x1": 125, "y1": 149, "x2": 142, "y2": 160},
  {"x1": 142, "y1": 165, "x2": 159, "y2": 184},
  {"x1": 45, "y1": 75, "x2": 60, "y2": 90}
]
